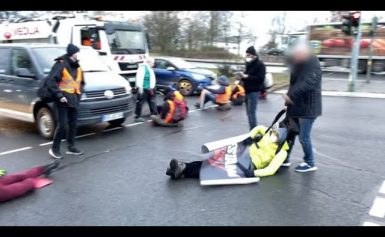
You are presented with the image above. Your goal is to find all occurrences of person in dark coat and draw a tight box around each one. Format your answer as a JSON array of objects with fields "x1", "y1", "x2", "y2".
[
  {"x1": 241, "y1": 46, "x2": 266, "y2": 130},
  {"x1": 282, "y1": 44, "x2": 322, "y2": 172},
  {"x1": 46, "y1": 44, "x2": 85, "y2": 159}
]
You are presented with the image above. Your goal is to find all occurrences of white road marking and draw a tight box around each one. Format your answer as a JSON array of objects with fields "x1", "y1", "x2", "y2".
[
  {"x1": 379, "y1": 181, "x2": 385, "y2": 195},
  {"x1": 0, "y1": 146, "x2": 33, "y2": 156},
  {"x1": 363, "y1": 221, "x2": 380, "y2": 226},
  {"x1": 125, "y1": 122, "x2": 144, "y2": 127},
  {"x1": 1, "y1": 103, "x2": 218, "y2": 156},
  {"x1": 369, "y1": 197, "x2": 385, "y2": 218},
  {"x1": 274, "y1": 90, "x2": 385, "y2": 99},
  {"x1": 103, "y1": 127, "x2": 123, "y2": 132},
  {"x1": 39, "y1": 141, "x2": 53, "y2": 146},
  {"x1": 75, "y1": 133, "x2": 96, "y2": 139}
]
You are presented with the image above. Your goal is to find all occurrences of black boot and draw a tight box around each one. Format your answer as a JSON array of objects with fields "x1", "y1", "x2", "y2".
[
  {"x1": 43, "y1": 161, "x2": 59, "y2": 176},
  {"x1": 194, "y1": 102, "x2": 200, "y2": 109},
  {"x1": 166, "y1": 159, "x2": 186, "y2": 179}
]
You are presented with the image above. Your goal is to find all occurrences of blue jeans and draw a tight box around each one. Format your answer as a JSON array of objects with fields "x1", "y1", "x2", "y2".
[
  {"x1": 286, "y1": 118, "x2": 316, "y2": 166},
  {"x1": 245, "y1": 92, "x2": 259, "y2": 130}
]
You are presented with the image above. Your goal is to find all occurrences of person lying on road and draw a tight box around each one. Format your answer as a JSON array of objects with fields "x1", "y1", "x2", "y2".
[
  {"x1": 0, "y1": 162, "x2": 59, "y2": 203},
  {"x1": 166, "y1": 125, "x2": 290, "y2": 180},
  {"x1": 194, "y1": 76, "x2": 232, "y2": 110}
]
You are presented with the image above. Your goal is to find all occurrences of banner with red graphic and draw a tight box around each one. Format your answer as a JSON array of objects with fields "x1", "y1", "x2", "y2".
[{"x1": 199, "y1": 142, "x2": 260, "y2": 186}]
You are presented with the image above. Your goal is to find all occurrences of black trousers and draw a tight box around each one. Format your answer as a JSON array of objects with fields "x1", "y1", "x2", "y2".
[
  {"x1": 135, "y1": 89, "x2": 158, "y2": 117},
  {"x1": 183, "y1": 161, "x2": 203, "y2": 179},
  {"x1": 52, "y1": 104, "x2": 78, "y2": 151}
]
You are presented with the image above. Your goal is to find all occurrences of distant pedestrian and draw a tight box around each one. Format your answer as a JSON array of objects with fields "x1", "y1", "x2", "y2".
[
  {"x1": 282, "y1": 44, "x2": 322, "y2": 172},
  {"x1": 241, "y1": 46, "x2": 266, "y2": 130},
  {"x1": 134, "y1": 57, "x2": 158, "y2": 122},
  {"x1": 47, "y1": 44, "x2": 85, "y2": 159}
]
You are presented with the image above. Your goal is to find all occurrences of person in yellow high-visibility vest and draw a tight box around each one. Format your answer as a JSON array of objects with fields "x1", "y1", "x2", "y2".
[{"x1": 46, "y1": 44, "x2": 85, "y2": 159}]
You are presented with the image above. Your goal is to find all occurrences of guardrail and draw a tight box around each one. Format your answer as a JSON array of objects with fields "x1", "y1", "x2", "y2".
[{"x1": 182, "y1": 56, "x2": 285, "y2": 67}]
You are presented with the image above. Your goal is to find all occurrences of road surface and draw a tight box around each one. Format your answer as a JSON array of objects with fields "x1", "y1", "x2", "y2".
[{"x1": 0, "y1": 94, "x2": 384, "y2": 226}]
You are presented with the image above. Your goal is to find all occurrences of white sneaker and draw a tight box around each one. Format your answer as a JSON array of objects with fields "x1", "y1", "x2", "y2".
[
  {"x1": 280, "y1": 162, "x2": 292, "y2": 167},
  {"x1": 49, "y1": 149, "x2": 63, "y2": 159}
]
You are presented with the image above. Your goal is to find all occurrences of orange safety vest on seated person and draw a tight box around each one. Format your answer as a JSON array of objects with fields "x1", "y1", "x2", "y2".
[
  {"x1": 164, "y1": 100, "x2": 176, "y2": 123},
  {"x1": 215, "y1": 86, "x2": 232, "y2": 104},
  {"x1": 58, "y1": 64, "x2": 83, "y2": 95},
  {"x1": 232, "y1": 84, "x2": 245, "y2": 100}
]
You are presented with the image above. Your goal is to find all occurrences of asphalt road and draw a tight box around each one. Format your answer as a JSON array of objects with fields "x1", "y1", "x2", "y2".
[{"x1": 0, "y1": 94, "x2": 385, "y2": 226}]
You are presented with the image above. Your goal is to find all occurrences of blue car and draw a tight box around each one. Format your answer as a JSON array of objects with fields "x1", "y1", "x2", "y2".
[{"x1": 154, "y1": 57, "x2": 216, "y2": 96}]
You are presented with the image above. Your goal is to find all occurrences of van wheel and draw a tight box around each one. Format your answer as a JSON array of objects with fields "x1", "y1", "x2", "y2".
[
  {"x1": 178, "y1": 79, "x2": 194, "y2": 96},
  {"x1": 109, "y1": 118, "x2": 126, "y2": 127},
  {"x1": 36, "y1": 107, "x2": 56, "y2": 140}
]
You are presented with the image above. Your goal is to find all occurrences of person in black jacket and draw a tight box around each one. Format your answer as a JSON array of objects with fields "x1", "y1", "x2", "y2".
[
  {"x1": 241, "y1": 46, "x2": 266, "y2": 130},
  {"x1": 46, "y1": 44, "x2": 85, "y2": 159},
  {"x1": 282, "y1": 44, "x2": 322, "y2": 172}
]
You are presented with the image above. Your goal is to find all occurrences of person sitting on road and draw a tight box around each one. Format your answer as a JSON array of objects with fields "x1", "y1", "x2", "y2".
[
  {"x1": 152, "y1": 84, "x2": 189, "y2": 127},
  {"x1": 230, "y1": 79, "x2": 246, "y2": 106},
  {"x1": 194, "y1": 76, "x2": 232, "y2": 110},
  {"x1": 0, "y1": 162, "x2": 59, "y2": 203},
  {"x1": 166, "y1": 125, "x2": 290, "y2": 180}
]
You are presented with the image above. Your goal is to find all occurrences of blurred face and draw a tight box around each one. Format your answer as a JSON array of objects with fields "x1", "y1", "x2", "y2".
[
  {"x1": 245, "y1": 53, "x2": 256, "y2": 63},
  {"x1": 70, "y1": 53, "x2": 78, "y2": 62},
  {"x1": 146, "y1": 58, "x2": 154, "y2": 67},
  {"x1": 291, "y1": 46, "x2": 311, "y2": 64}
]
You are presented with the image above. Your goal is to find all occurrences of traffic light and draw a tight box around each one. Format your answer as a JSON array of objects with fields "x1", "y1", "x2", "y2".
[
  {"x1": 341, "y1": 11, "x2": 361, "y2": 36},
  {"x1": 351, "y1": 11, "x2": 361, "y2": 28},
  {"x1": 342, "y1": 15, "x2": 352, "y2": 35}
]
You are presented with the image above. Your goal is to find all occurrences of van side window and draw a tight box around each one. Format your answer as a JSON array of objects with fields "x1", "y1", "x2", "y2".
[
  {"x1": 0, "y1": 48, "x2": 11, "y2": 74},
  {"x1": 81, "y1": 28, "x2": 101, "y2": 50},
  {"x1": 11, "y1": 49, "x2": 36, "y2": 76}
]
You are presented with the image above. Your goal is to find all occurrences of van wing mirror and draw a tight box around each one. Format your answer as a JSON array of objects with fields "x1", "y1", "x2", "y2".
[{"x1": 16, "y1": 68, "x2": 35, "y2": 79}]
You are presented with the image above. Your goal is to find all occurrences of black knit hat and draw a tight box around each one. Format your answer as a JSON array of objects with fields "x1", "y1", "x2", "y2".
[
  {"x1": 246, "y1": 46, "x2": 257, "y2": 56},
  {"x1": 67, "y1": 43, "x2": 80, "y2": 56}
]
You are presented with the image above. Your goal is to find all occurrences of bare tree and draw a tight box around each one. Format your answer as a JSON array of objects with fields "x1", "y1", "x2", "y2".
[{"x1": 143, "y1": 11, "x2": 180, "y2": 53}]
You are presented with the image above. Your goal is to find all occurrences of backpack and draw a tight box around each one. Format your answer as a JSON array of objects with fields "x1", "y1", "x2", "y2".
[
  {"x1": 37, "y1": 75, "x2": 55, "y2": 103},
  {"x1": 172, "y1": 98, "x2": 188, "y2": 122}
]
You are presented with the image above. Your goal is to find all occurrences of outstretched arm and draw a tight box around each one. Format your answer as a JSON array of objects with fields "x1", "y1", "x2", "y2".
[{"x1": 253, "y1": 150, "x2": 287, "y2": 177}]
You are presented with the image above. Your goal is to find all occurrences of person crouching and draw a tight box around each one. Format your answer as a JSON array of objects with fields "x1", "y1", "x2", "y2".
[{"x1": 230, "y1": 79, "x2": 246, "y2": 106}]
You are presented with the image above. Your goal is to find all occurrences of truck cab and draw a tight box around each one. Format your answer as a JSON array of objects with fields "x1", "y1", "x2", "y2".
[{"x1": 0, "y1": 15, "x2": 150, "y2": 86}]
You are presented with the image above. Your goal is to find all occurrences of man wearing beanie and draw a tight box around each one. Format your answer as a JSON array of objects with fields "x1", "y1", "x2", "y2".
[
  {"x1": 46, "y1": 43, "x2": 85, "y2": 159},
  {"x1": 241, "y1": 46, "x2": 266, "y2": 130}
]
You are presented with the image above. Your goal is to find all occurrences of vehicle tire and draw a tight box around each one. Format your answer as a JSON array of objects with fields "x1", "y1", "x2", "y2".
[
  {"x1": 36, "y1": 107, "x2": 56, "y2": 140},
  {"x1": 178, "y1": 79, "x2": 194, "y2": 96},
  {"x1": 109, "y1": 118, "x2": 126, "y2": 127}
]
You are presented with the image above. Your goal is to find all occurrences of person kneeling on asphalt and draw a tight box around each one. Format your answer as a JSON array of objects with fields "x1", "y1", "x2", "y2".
[
  {"x1": 152, "y1": 84, "x2": 188, "y2": 127},
  {"x1": 230, "y1": 79, "x2": 246, "y2": 106},
  {"x1": 166, "y1": 125, "x2": 290, "y2": 180},
  {"x1": 0, "y1": 162, "x2": 59, "y2": 202},
  {"x1": 194, "y1": 76, "x2": 232, "y2": 110}
]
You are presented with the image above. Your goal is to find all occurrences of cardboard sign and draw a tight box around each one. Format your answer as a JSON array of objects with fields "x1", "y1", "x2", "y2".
[
  {"x1": 33, "y1": 177, "x2": 53, "y2": 189},
  {"x1": 200, "y1": 142, "x2": 260, "y2": 186}
]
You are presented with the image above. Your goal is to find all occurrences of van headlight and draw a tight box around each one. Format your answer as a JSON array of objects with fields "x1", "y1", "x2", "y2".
[
  {"x1": 124, "y1": 83, "x2": 131, "y2": 94},
  {"x1": 191, "y1": 73, "x2": 206, "y2": 80}
]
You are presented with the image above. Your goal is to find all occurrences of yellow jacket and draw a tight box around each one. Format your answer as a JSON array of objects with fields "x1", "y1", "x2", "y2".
[{"x1": 248, "y1": 126, "x2": 289, "y2": 177}]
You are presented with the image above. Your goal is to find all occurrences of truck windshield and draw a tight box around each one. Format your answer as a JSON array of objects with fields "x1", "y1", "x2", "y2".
[
  {"x1": 107, "y1": 30, "x2": 146, "y2": 55},
  {"x1": 32, "y1": 47, "x2": 109, "y2": 74}
]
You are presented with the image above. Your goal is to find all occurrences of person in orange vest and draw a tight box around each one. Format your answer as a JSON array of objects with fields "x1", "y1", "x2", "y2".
[
  {"x1": 81, "y1": 37, "x2": 93, "y2": 47},
  {"x1": 230, "y1": 80, "x2": 246, "y2": 105},
  {"x1": 194, "y1": 76, "x2": 232, "y2": 110},
  {"x1": 152, "y1": 84, "x2": 188, "y2": 127},
  {"x1": 46, "y1": 44, "x2": 85, "y2": 159}
]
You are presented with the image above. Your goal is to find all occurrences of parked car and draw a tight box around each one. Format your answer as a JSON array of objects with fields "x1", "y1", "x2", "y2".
[
  {"x1": 266, "y1": 47, "x2": 285, "y2": 56},
  {"x1": 153, "y1": 57, "x2": 216, "y2": 96},
  {"x1": 0, "y1": 44, "x2": 135, "y2": 139}
]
